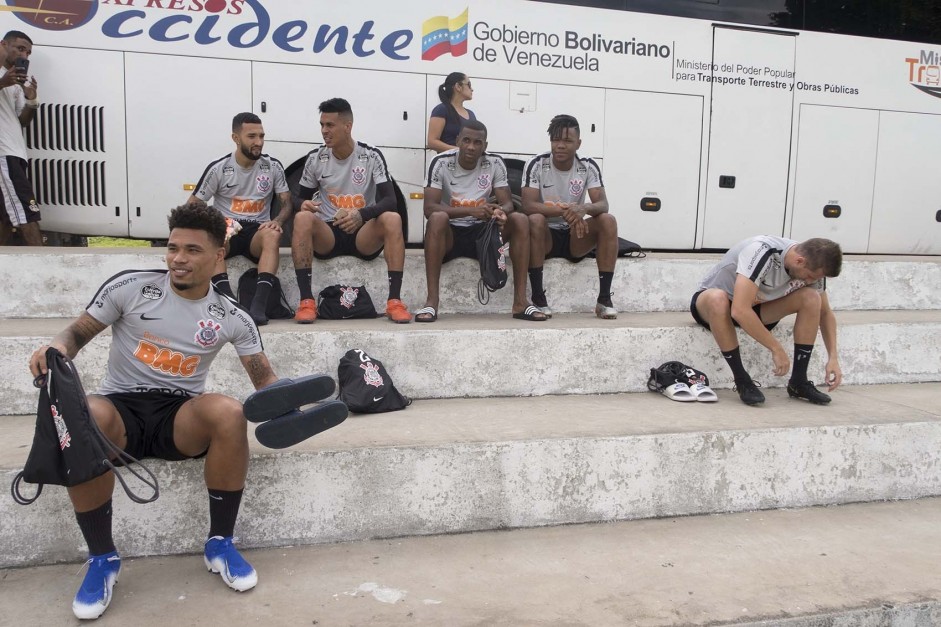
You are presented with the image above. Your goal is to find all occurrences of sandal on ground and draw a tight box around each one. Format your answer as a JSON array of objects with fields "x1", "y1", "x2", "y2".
[
  {"x1": 414, "y1": 306, "x2": 438, "y2": 323},
  {"x1": 691, "y1": 382, "x2": 718, "y2": 402},
  {"x1": 512, "y1": 306, "x2": 548, "y2": 322}
]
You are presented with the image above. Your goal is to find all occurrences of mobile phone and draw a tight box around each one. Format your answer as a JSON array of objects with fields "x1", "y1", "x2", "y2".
[{"x1": 13, "y1": 57, "x2": 29, "y2": 78}]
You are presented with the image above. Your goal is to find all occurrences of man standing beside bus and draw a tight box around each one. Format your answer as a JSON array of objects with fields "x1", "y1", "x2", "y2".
[
  {"x1": 691, "y1": 236, "x2": 843, "y2": 406},
  {"x1": 0, "y1": 30, "x2": 42, "y2": 246},
  {"x1": 522, "y1": 114, "x2": 619, "y2": 319},
  {"x1": 190, "y1": 112, "x2": 292, "y2": 326},
  {"x1": 291, "y1": 97, "x2": 412, "y2": 324}
]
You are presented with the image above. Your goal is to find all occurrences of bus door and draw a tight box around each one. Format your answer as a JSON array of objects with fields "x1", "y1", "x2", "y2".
[{"x1": 702, "y1": 26, "x2": 797, "y2": 248}]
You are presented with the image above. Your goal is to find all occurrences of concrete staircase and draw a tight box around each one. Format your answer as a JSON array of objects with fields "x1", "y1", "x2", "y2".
[{"x1": 1, "y1": 247, "x2": 940, "y2": 624}]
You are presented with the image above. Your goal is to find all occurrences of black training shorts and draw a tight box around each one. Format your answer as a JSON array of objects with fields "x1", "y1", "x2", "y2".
[
  {"x1": 441, "y1": 221, "x2": 489, "y2": 262},
  {"x1": 690, "y1": 290, "x2": 779, "y2": 332},
  {"x1": 314, "y1": 222, "x2": 383, "y2": 261},
  {"x1": 547, "y1": 225, "x2": 592, "y2": 262},
  {"x1": 99, "y1": 391, "x2": 205, "y2": 461}
]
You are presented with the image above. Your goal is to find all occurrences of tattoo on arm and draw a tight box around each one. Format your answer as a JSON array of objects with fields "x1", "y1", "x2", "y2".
[
  {"x1": 55, "y1": 313, "x2": 107, "y2": 357},
  {"x1": 242, "y1": 352, "x2": 277, "y2": 390}
]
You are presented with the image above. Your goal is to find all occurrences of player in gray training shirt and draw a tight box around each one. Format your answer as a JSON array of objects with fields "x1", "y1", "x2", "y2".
[
  {"x1": 291, "y1": 98, "x2": 412, "y2": 324},
  {"x1": 29, "y1": 202, "x2": 279, "y2": 620},
  {"x1": 191, "y1": 112, "x2": 291, "y2": 326},
  {"x1": 418, "y1": 119, "x2": 546, "y2": 323},
  {"x1": 522, "y1": 114, "x2": 619, "y2": 320},
  {"x1": 691, "y1": 235, "x2": 844, "y2": 406}
]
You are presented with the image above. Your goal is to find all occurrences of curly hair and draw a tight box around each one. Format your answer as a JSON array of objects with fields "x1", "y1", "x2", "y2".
[{"x1": 168, "y1": 200, "x2": 226, "y2": 247}]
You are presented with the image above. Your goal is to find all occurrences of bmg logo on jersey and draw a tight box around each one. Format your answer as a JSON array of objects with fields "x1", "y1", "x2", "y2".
[{"x1": 134, "y1": 340, "x2": 200, "y2": 377}]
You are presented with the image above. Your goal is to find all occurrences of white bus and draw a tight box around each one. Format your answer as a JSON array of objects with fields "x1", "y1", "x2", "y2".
[{"x1": 2, "y1": 0, "x2": 940, "y2": 253}]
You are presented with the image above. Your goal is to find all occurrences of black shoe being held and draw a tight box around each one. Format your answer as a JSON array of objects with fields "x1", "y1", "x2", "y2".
[
  {"x1": 787, "y1": 380, "x2": 831, "y2": 405},
  {"x1": 734, "y1": 379, "x2": 765, "y2": 406}
]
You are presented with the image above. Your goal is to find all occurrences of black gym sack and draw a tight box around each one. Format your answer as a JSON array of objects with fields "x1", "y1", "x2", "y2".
[
  {"x1": 237, "y1": 268, "x2": 295, "y2": 319},
  {"x1": 318, "y1": 285, "x2": 380, "y2": 319},
  {"x1": 337, "y1": 349, "x2": 411, "y2": 413},
  {"x1": 475, "y1": 217, "x2": 508, "y2": 304},
  {"x1": 11, "y1": 347, "x2": 159, "y2": 506}
]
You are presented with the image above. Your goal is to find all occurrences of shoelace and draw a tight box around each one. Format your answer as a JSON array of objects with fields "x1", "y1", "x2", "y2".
[
  {"x1": 733, "y1": 380, "x2": 763, "y2": 391},
  {"x1": 75, "y1": 554, "x2": 120, "y2": 576}
]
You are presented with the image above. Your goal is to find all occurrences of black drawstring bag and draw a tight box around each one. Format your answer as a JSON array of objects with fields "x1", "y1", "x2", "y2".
[
  {"x1": 237, "y1": 267, "x2": 295, "y2": 319},
  {"x1": 317, "y1": 284, "x2": 379, "y2": 319},
  {"x1": 475, "y1": 218, "x2": 508, "y2": 304},
  {"x1": 11, "y1": 347, "x2": 159, "y2": 506},
  {"x1": 337, "y1": 349, "x2": 411, "y2": 414}
]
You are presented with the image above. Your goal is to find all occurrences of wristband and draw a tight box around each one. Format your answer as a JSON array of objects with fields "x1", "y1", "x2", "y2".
[{"x1": 25, "y1": 98, "x2": 39, "y2": 108}]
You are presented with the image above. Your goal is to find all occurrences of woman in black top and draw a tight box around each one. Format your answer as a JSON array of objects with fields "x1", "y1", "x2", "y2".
[{"x1": 426, "y1": 72, "x2": 476, "y2": 153}]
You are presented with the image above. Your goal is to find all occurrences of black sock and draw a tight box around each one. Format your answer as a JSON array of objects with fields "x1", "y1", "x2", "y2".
[
  {"x1": 212, "y1": 272, "x2": 234, "y2": 299},
  {"x1": 295, "y1": 268, "x2": 314, "y2": 301},
  {"x1": 529, "y1": 267, "x2": 545, "y2": 304},
  {"x1": 75, "y1": 499, "x2": 116, "y2": 556},
  {"x1": 251, "y1": 272, "x2": 275, "y2": 315},
  {"x1": 791, "y1": 343, "x2": 814, "y2": 384},
  {"x1": 721, "y1": 347, "x2": 751, "y2": 385},
  {"x1": 387, "y1": 271, "x2": 403, "y2": 301},
  {"x1": 208, "y1": 488, "x2": 243, "y2": 539},
  {"x1": 598, "y1": 271, "x2": 614, "y2": 306}
]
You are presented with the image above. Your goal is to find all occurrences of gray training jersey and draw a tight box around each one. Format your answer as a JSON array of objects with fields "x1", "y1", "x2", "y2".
[
  {"x1": 698, "y1": 235, "x2": 825, "y2": 304},
  {"x1": 299, "y1": 142, "x2": 389, "y2": 221},
  {"x1": 86, "y1": 270, "x2": 263, "y2": 396},
  {"x1": 425, "y1": 149, "x2": 509, "y2": 226},
  {"x1": 193, "y1": 153, "x2": 288, "y2": 222},
  {"x1": 523, "y1": 152, "x2": 603, "y2": 229}
]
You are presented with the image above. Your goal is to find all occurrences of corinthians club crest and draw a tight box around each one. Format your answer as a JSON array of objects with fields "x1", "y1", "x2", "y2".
[
  {"x1": 340, "y1": 286, "x2": 359, "y2": 309},
  {"x1": 360, "y1": 362, "x2": 384, "y2": 387}
]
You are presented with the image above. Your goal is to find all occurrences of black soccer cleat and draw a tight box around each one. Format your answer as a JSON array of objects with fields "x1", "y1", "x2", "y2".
[
  {"x1": 734, "y1": 379, "x2": 765, "y2": 406},
  {"x1": 787, "y1": 380, "x2": 832, "y2": 405},
  {"x1": 243, "y1": 374, "x2": 337, "y2": 423},
  {"x1": 254, "y1": 400, "x2": 348, "y2": 449}
]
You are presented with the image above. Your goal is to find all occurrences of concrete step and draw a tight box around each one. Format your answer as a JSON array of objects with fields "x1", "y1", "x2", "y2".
[
  {"x1": 2, "y1": 498, "x2": 940, "y2": 626},
  {"x1": 2, "y1": 383, "x2": 939, "y2": 568},
  {"x1": 2, "y1": 310, "x2": 939, "y2": 415},
  {"x1": 2, "y1": 247, "x2": 939, "y2": 318}
]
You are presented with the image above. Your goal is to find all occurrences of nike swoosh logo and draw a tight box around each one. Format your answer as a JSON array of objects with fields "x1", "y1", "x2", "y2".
[
  {"x1": 372, "y1": 396, "x2": 385, "y2": 402},
  {"x1": 542, "y1": 184, "x2": 554, "y2": 188},
  {"x1": 209, "y1": 494, "x2": 223, "y2": 501},
  {"x1": 223, "y1": 184, "x2": 237, "y2": 189},
  {"x1": 140, "y1": 314, "x2": 162, "y2": 320},
  {"x1": 321, "y1": 174, "x2": 332, "y2": 179},
  {"x1": 449, "y1": 180, "x2": 458, "y2": 185}
]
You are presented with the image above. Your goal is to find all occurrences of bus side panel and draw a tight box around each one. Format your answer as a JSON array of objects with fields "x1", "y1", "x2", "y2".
[
  {"x1": 26, "y1": 47, "x2": 128, "y2": 237},
  {"x1": 869, "y1": 111, "x2": 941, "y2": 255},
  {"x1": 789, "y1": 105, "x2": 878, "y2": 253},
  {"x1": 446, "y1": 78, "x2": 606, "y2": 158},
  {"x1": 602, "y1": 90, "x2": 703, "y2": 250},
  {"x1": 251, "y1": 63, "x2": 426, "y2": 149},
  {"x1": 125, "y1": 53, "x2": 252, "y2": 238}
]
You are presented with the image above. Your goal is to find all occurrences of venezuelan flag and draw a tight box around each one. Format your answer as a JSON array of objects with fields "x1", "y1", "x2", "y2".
[{"x1": 421, "y1": 8, "x2": 469, "y2": 61}]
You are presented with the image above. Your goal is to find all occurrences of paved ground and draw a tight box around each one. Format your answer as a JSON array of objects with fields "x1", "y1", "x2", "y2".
[{"x1": 2, "y1": 498, "x2": 940, "y2": 626}]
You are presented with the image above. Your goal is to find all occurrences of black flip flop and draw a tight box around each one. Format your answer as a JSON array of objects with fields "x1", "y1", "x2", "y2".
[
  {"x1": 512, "y1": 306, "x2": 548, "y2": 322},
  {"x1": 255, "y1": 400, "x2": 348, "y2": 449},
  {"x1": 243, "y1": 374, "x2": 337, "y2": 423},
  {"x1": 414, "y1": 306, "x2": 438, "y2": 323}
]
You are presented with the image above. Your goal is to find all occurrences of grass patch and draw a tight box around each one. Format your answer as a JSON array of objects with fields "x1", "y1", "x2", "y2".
[{"x1": 88, "y1": 237, "x2": 151, "y2": 248}]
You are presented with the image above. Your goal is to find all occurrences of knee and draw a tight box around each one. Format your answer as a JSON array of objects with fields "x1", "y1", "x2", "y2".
[
  {"x1": 528, "y1": 213, "x2": 547, "y2": 231},
  {"x1": 699, "y1": 290, "x2": 731, "y2": 318},
  {"x1": 201, "y1": 394, "x2": 247, "y2": 439},
  {"x1": 797, "y1": 287, "x2": 822, "y2": 309},
  {"x1": 597, "y1": 213, "x2": 617, "y2": 234},
  {"x1": 258, "y1": 227, "x2": 280, "y2": 247},
  {"x1": 378, "y1": 211, "x2": 402, "y2": 235},
  {"x1": 426, "y1": 211, "x2": 448, "y2": 235},
  {"x1": 293, "y1": 211, "x2": 315, "y2": 233},
  {"x1": 507, "y1": 212, "x2": 528, "y2": 235}
]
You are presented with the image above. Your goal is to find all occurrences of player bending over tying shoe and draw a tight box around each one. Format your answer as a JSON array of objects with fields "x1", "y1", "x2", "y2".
[
  {"x1": 28, "y1": 203, "x2": 281, "y2": 620},
  {"x1": 690, "y1": 236, "x2": 843, "y2": 406}
]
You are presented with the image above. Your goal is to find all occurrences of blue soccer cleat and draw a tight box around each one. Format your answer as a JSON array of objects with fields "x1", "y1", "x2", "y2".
[
  {"x1": 204, "y1": 536, "x2": 258, "y2": 592},
  {"x1": 72, "y1": 551, "x2": 121, "y2": 620}
]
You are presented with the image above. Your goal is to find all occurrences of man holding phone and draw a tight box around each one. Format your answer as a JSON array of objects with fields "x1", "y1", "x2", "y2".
[{"x1": 0, "y1": 30, "x2": 41, "y2": 246}]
